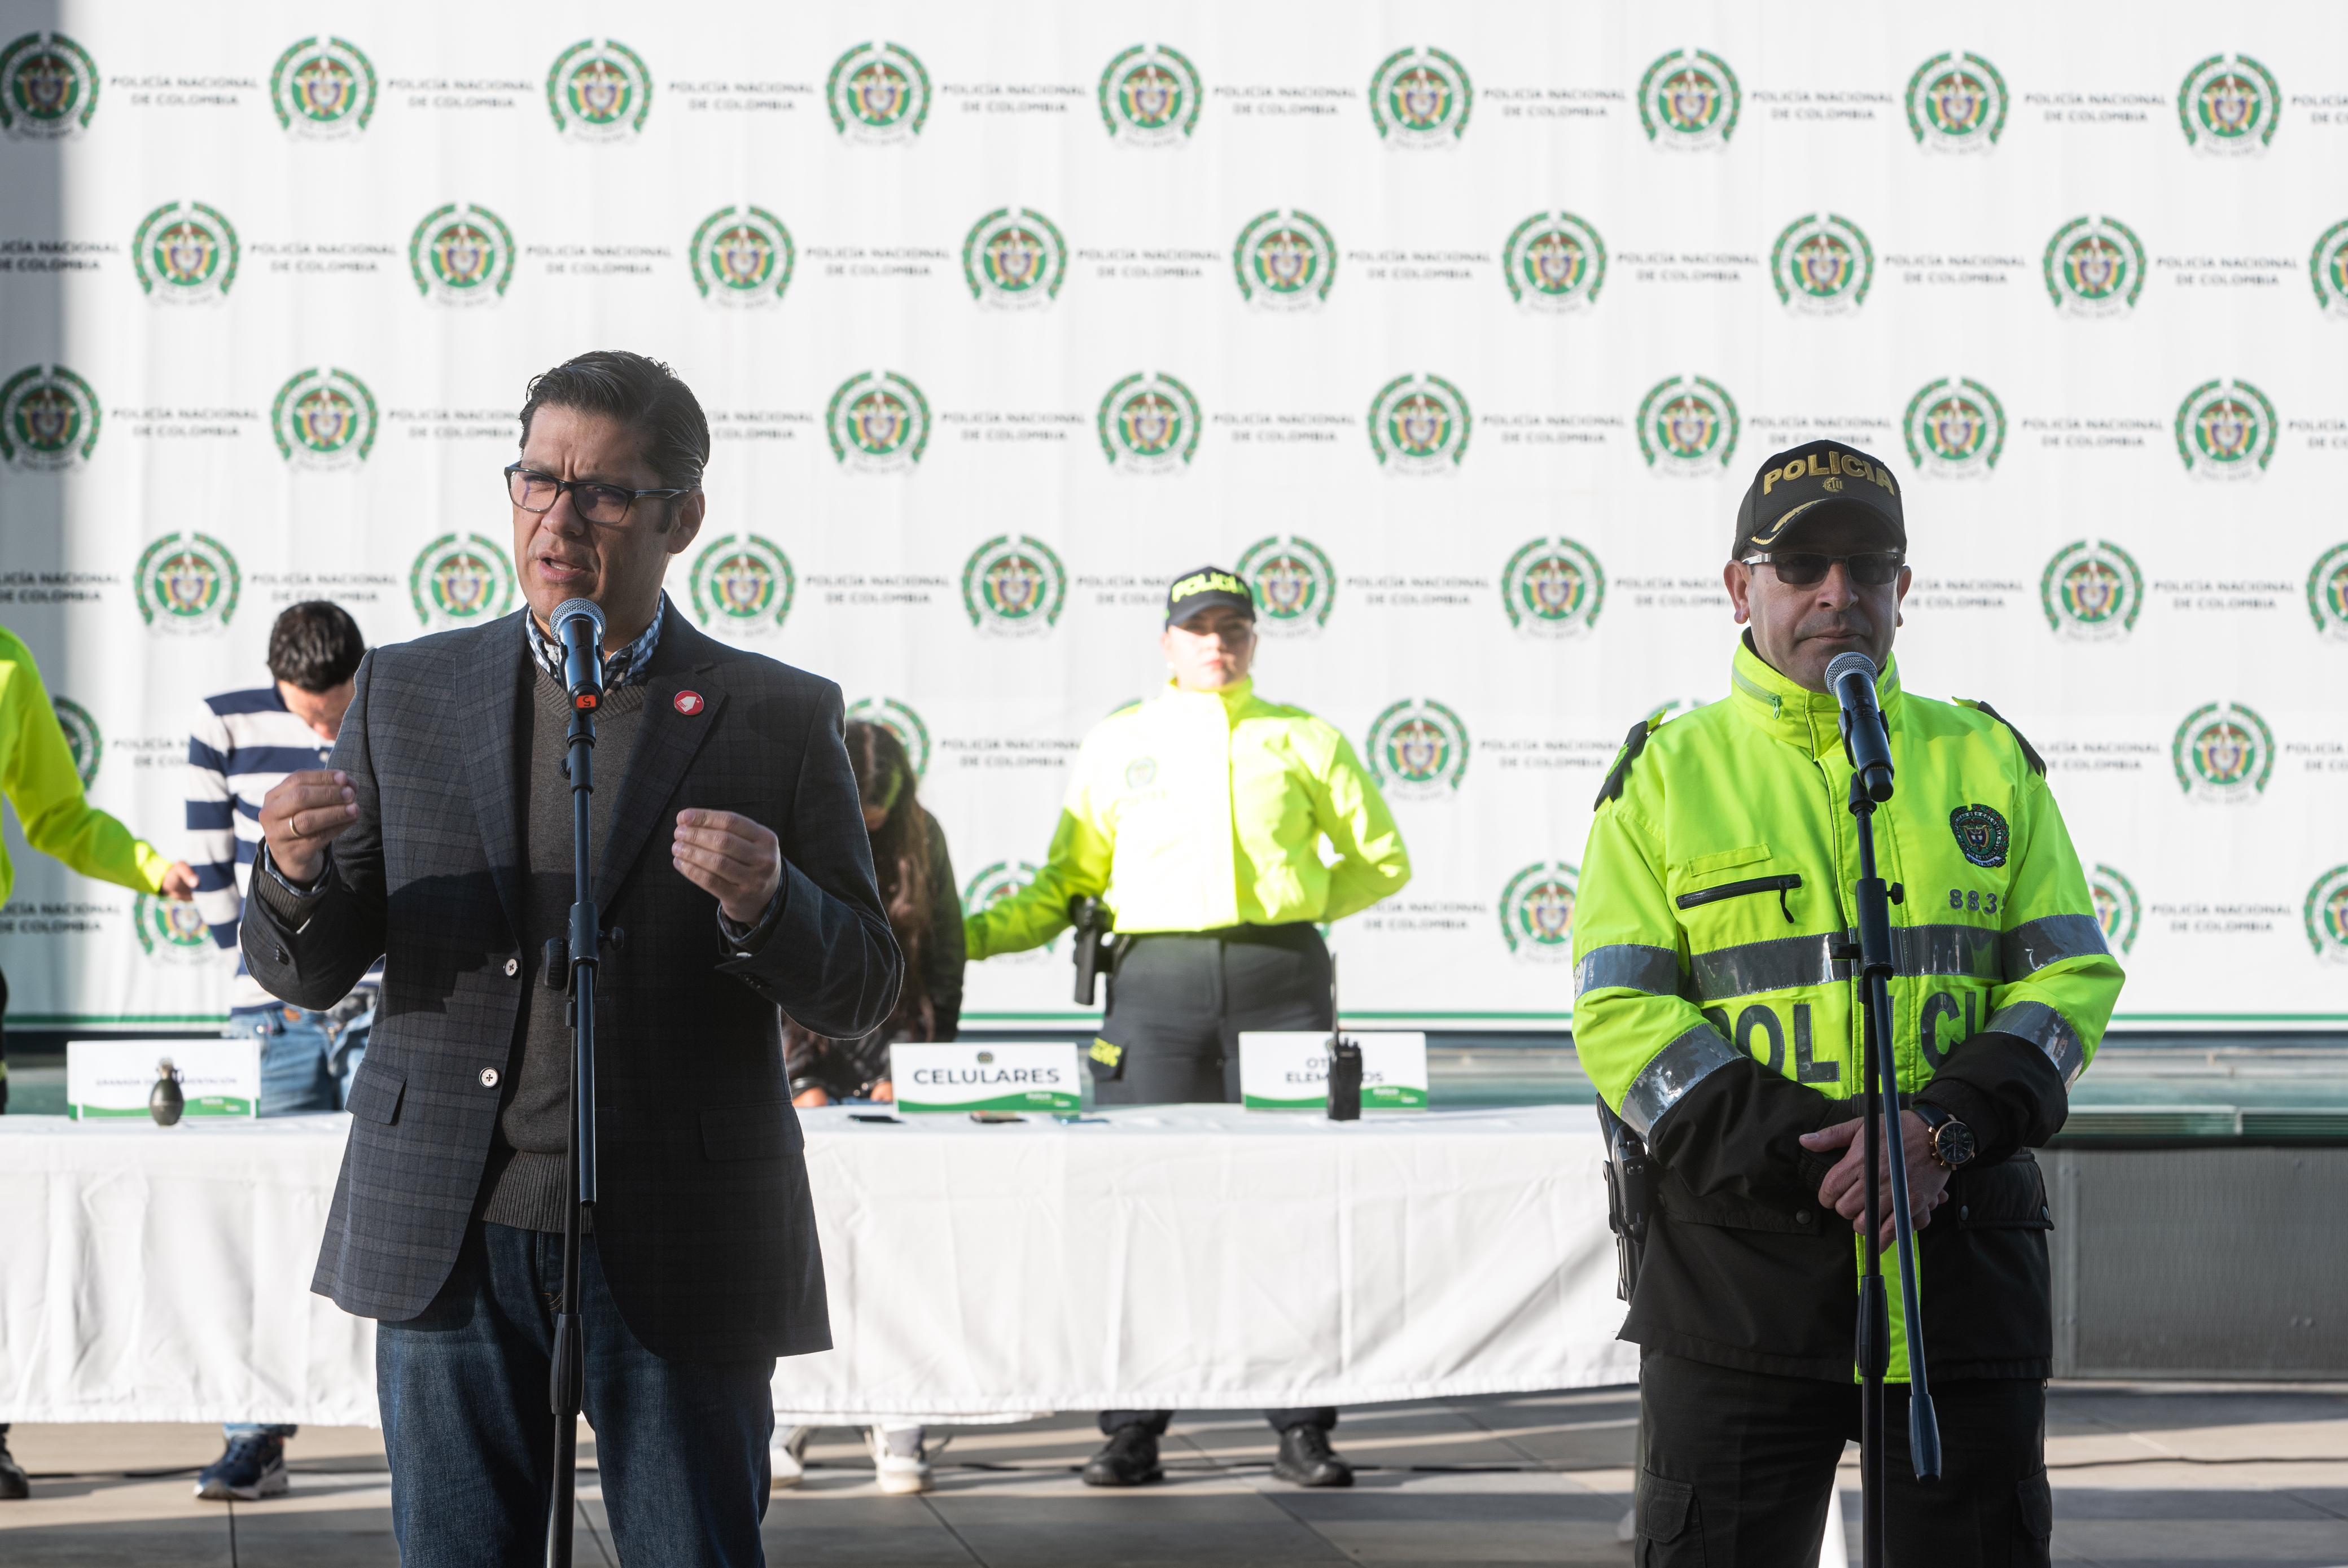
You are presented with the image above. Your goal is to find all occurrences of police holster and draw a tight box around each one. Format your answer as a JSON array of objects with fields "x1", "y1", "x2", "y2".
[
  {"x1": 1070, "y1": 896, "x2": 1129, "y2": 1081},
  {"x1": 1596, "y1": 1094, "x2": 1652, "y2": 1303}
]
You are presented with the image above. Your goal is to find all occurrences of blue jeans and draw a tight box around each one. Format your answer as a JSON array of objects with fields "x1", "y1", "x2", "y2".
[
  {"x1": 379, "y1": 1221, "x2": 775, "y2": 1567},
  {"x1": 225, "y1": 997, "x2": 375, "y2": 1442}
]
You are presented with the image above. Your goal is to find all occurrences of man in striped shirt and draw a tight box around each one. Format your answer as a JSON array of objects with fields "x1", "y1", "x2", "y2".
[{"x1": 185, "y1": 600, "x2": 378, "y2": 1503}]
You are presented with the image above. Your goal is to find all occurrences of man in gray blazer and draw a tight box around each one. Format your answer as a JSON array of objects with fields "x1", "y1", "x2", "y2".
[{"x1": 247, "y1": 350, "x2": 899, "y2": 1566}]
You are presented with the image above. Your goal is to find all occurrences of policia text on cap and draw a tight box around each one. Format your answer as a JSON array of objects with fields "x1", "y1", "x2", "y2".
[
  {"x1": 1573, "y1": 440, "x2": 2123, "y2": 1565},
  {"x1": 963, "y1": 567, "x2": 1412, "y2": 1492}
]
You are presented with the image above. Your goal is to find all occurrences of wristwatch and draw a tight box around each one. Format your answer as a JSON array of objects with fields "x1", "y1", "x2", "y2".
[{"x1": 1912, "y1": 1102, "x2": 1976, "y2": 1170}]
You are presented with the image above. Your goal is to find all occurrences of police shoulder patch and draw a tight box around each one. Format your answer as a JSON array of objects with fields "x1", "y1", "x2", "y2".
[
  {"x1": 1949, "y1": 803, "x2": 2012, "y2": 869},
  {"x1": 1593, "y1": 713, "x2": 1663, "y2": 811},
  {"x1": 1957, "y1": 698, "x2": 2045, "y2": 777}
]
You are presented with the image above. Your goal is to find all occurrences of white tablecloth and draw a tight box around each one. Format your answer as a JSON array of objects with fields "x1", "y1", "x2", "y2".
[{"x1": 0, "y1": 1105, "x2": 1631, "y2": 1425}]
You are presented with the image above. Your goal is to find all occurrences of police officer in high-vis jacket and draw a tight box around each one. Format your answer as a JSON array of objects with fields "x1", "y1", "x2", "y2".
[
  {"x1": 1572, "y1": 441, "x2": 2123, "y2": 1566},
  {"x1": 966, "y1": 566, "x2": 1412, "y2": 1491}
]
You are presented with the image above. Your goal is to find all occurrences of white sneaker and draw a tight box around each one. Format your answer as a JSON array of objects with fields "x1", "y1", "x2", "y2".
[
  {"x1": 770, "y1": 1426, "x2": 812, "y2": 1490},
  {"x1": 868, "y1": 1425, "x2": 931, "y2": 1495}
]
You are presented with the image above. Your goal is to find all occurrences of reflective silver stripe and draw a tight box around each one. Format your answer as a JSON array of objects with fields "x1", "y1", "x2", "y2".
[
  {"x1": 1891, "y1": 924, "x2": 2002, "y2": 981},
  {"x1": 1692, "y1": 932, "x2": 1843, "y2": 1003},
  {"x1": 1576, "y1": 944, "x2": 1681, "y2": 998},
  {"x1": 1690, "y1": 924, "x2": 2005, "y2": 1003},
  {"x1": 1618, "y1": 1023, "x2": 1741, "y2": 1138},
  {"x1": 1985, "y1": 1001, "x2": 2087, "y2": 1086},
  {"x1": 2000, "y1": 914, "x2": 2110, "y2": 980}
]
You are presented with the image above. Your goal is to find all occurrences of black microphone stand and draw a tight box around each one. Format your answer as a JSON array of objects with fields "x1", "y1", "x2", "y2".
[
  {"x1": 1836, "y1": 715, "x2": 1940, "y2": 1568},
  {"x1": 546, "y1": 667, "x2": 603, "y2": 1567}
]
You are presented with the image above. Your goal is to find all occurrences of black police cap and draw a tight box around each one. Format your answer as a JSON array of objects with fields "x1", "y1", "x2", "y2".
[
  {"x1": 1732, "y1": 439, "x2": 1907, "y2": 559},
  {"x1": 1164, "y1": 566, "x2": 1254, "y2": 627}
]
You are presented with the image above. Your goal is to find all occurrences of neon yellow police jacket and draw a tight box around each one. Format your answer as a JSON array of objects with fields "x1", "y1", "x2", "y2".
[
  {"x1": 1572, "y1": 640, "x2": 2124, "y2": 1383},
  {"x1": 964, "y1": 678, "x2": 1410, "y2": 957}
]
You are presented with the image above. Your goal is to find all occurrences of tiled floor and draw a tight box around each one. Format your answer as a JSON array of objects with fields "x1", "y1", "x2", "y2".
[{"x1": 3, "y1": 1386, "x2": 2345, "y2": 1565}]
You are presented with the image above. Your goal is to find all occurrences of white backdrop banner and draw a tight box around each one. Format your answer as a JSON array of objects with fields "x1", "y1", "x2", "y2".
[{"x1": 1, "y1": 2, "x2": 2345, "y2": 1032}]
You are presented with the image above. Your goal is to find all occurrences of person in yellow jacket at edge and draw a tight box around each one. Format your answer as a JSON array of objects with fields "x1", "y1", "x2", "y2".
[
  {"x1": 965, "y1": 566, "x2": 1412, "y2": 1493},
  {"x1": 1572, "y1": 440, "x2": 2123, "y2": 1567},
  {"x1": 0, "y1": 624, "x2": 198, "y2": 1500}
]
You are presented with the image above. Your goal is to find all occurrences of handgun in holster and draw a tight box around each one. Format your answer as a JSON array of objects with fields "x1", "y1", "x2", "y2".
[
  {"x1": 1069, "y1": 896, "x2": 1127, "y2": 1081},
  {"x1": 1596, "y1": 1094, "x2": 1652, "y2": 1303}
]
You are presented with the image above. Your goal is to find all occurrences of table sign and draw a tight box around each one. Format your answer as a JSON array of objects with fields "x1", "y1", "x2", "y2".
[
  {"x1": 67, "y1": 1037, "x2": 260, "y2": 1120},
  {"x1": 889, "y1": 1042, "x2": 1089, "y2": 1114},
  {"x1": 1238, "y1": 1031, "x2": 1429, "y2": 1110}
]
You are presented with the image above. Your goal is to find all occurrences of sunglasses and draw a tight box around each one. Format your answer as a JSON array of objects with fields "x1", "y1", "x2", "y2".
[{"x1": 1740, "y1": 550, "x2": 1905, "y2": 588}]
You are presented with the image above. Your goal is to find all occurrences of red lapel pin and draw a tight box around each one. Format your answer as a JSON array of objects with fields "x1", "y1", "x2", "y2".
[{"x1": 674, "y1": 690, "x2": 705, "y2": 716}]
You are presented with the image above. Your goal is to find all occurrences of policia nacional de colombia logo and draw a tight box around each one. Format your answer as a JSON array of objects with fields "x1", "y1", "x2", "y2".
[
  {"x1": 689, "y1": 536, "x2": 795, "y2": 636},
  {"x1": 2178, "y1": 53, "x2": 2278, "y2": 155},
  {"x1": 1099, "y1": 45, "x2": 1199, "y2": 145},
  {"x1": 829, "y1": 42, "x2": 930, "y2": 143},
  {"x1": 133, "y1": 202, "x2": 238, "y2": 303},
  {"x1": 827, "y1": 371, "x2": 930, "y2": 472},
  {"x1": 271, "y1": 369, "x2": 377, "y2": 468},
  {"x1": 2172, "y1": 700, "x2": 2275, "y2": 803},
  {"x1": 1366, "y1": 698, "x2": 1469, "y2": 799},
  {"x1": 1905, "y1": 51, "x2": 2007, "y2": 151},
  {"x1": 1499, "y1": 862, "x2": 1577, "y2": 963},
  {"x1": 134, "y1": 893, "x2": 212, "y2": 963},
  {"x1": 1949, "y1": 804, "x2": 2010, "y2": 869},
  {"x1": 2040, "y1": 540, "x2": 2144, "y2": 642},
  {"x1": 1369, "y1": 374, "x2": 1470, "y2": 474},
  {"x1": 1501, "y1": 538, "x2": 1605, "y2": 640},
  {"x1": 846, "y1": 697, "x2": 932, "y2": 779},
  {"x1": 1502, "y1": 212, "x2": 1605, "y2": 314},
  {"x1": 0, "y1": 365, "x2": 100, "y2": 472},
  {"x1": 1904, "y1": 378, "x2": 2005, "y2": 478},
  {"x1": 690, "y1": 207, "x2": 794, "y2": 305},
  {"x1": 52, "y1": 695, "x2": 99, "y2": 787},
  {"x1": 410, "y1": 204, "x2": 515, "y2": 303},
  {"x1": 2308, "y1": 866, "x2": 2348, "y2": 966},
  {"x1": 964, "y1": 208, "x2": 1067, "y2": 309},
  {"x1": 2091, "y1": 865, "x2": 2142, "y2": 957},
  {"x1": 2044, "y1": 216, "x2": 2145, "y2": 318},
  {"x1": 1233, "y1": 210, "x2": 1335, "y2": 312},
  {"x1": 1771, "y1": 214, "x2": 1872, "y2": 314},
  {"x1": 1369, "y1": 46, "x2": 1471, "y2": 147},
  {"x1": 0, "y1": 32, "x2": 98, "y2": 139},
  {"x1": 547, "y1": 38, "x2": 651, "y2": 141},
  {"x1": 270, "y1": 36, "x2": 375, "y2": 137},
  {"x1": 963, "y1": 535, "x2": 1068, "y2": 637},
  {"x1": 410, "y1": 534, "x2": 516, "y2": 628},
  {"x1": 2313, "y1": 220, "x2": 2348, "y2": 320},
  {"x1": 1639, "y1": 49, "x2": 1738, "y2": 149},
  {"x1": 2175, "y1": 379, "x2": 2276, "y2": 479},
  {"x1": 2311, "y1": 542, "x2": 2348, "y2": 642},
  {"x1": 135, "y1": 533, "x2": 240, "y2": 633},
  {"x1": 1637, "y1": 376, "x2": 1739, "y2": 475},
  {"x1": 1237, "y1": 536, "x2": 1336, "y2": 637},
  {"x1": 1097, "y1": 373, "x2": 1199, "y2": 474}
]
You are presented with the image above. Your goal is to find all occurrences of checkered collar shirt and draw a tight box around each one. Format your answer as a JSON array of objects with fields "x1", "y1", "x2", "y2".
[{"x1": 525, "y1": 595, "x2": 665, "y2": 694}]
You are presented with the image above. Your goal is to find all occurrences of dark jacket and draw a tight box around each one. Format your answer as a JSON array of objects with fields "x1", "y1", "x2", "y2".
[
  {"x1": 787, "y1": 808, "x2": 963, "y2": 1100},
  {"x1": 241, "y1": 606, "x2": 900, "y2": 1360}
]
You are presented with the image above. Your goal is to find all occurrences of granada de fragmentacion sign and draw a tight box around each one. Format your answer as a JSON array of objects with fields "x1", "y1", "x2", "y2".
[
  {"x1": 890, "y1": 1043, "x2": 1086, "y2": 1114},
  {"x1": 68, "y1": 1038, "x2": 259, "y2": 1119},
  {"x1": 1238, "y1": 1031, "x2": 1430, "y2": 1111}
]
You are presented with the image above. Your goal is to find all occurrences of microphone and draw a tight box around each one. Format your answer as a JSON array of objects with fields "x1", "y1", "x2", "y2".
[
  {"x1": 1825, "y1": 650, "x2": 1894, "y2": 803},
  {"x1": 552, "y1": 598, "x2": 606, "y2": 710}
]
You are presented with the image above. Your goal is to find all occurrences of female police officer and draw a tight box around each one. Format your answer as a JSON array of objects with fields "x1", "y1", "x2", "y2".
[{"x1": 964, "y1": 565, "x2": 1412, "y2": 1489}]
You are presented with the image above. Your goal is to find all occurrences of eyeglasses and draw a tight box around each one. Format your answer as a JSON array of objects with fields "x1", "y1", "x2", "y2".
[
  {"x1": 1740, "y1": 550, "x2": 1905, "y2": 588},
  {"x1": 505, "y1": 463, "x2": 694, "y2": 527}
]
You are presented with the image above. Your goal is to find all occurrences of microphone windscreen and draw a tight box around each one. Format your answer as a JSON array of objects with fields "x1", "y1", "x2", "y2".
[
  {"x1": 551, "y1": 597, "x2": 604, "y2": 636},
  {"x1": 1824, "y1": 650, "x2": 1878, "y2": 690}
]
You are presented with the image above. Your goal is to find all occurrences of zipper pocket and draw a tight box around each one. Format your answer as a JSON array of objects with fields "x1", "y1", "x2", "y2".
[{"x1": 1676, "y1": 873, "x2": 1802, "y2": 923}]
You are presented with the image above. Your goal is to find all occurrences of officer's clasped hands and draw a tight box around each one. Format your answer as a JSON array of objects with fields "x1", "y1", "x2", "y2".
[{"x1": 1801, "y1": 1112, "x2": 1951, "y2": 1251}]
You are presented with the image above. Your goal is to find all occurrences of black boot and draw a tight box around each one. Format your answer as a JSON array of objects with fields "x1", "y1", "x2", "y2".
[
  {"x1": 1081, "y1": 1423, "x2": 1164, "y2": 1487},
  {"x1": 0, "y1": 1427, "x2": 28, "y2": 1500},
  {"x1": 1271, "y1": 1424, "x2": 1353, "y2": 1488}
]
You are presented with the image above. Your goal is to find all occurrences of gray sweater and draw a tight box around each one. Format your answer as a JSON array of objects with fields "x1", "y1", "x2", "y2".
[{"x1": 478, "y1": 667, "x2": 649, "y2": 1231}]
